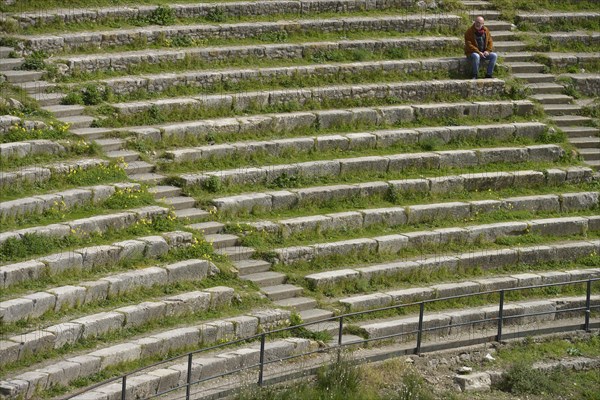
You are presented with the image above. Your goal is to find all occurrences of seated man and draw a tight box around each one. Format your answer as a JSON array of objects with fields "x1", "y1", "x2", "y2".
[{"x1": 464, "y1": 16, "x2": 497, "y2": 79}]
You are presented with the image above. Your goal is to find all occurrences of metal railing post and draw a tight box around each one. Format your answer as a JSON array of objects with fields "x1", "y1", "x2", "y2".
[
  {"x1": 121, "y1": 375, "x2": 127, "y2": 400},
  {"x1": 186, "y1": 353, "x2": 193, "y2": 400},
  {"x1": 416, "y1": 302, "x2": 424, "y2": 355},
  {"x1": 258, "y1": 333, "x2": 266, "y2": 386},
  {"x1": 585, "y1": 280, "x2": 591, "y2": 332},
  {"x1": 337, "y1": 316, "x2": 344, "y2": 362},
  {"x1": 497, "y1": 290, "x2": 505, "y2": 342}
]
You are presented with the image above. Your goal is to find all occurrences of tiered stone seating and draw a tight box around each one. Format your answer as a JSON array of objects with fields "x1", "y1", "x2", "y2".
[{"x1": 0, "y1": 0, "x2": 598, "y2": 398}]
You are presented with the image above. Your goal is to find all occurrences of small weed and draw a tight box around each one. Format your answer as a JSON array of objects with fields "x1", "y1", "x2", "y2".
[
  {"x1": 146, "y1": 5, "x2": 176, "y2": 26},
  {"x1": 20, "y1": 50, "x2": 47, "y2": 71},
  {"x1": 202, "y1": 175, "x2": 222, "y2": 193},
  {"x1": 206, "y1": 7, "x2": 226, "y2": 23}
]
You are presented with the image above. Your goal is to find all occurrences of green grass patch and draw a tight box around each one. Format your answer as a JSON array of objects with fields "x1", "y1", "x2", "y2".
[
  {"x1": 0, "y1": 162, "x2": 129, "y2": 201},
  {"x1": 0, "y1": 211, "x2": 179, "y2": 264},
  {"x1": 0, "y1": 185, "x2": 156, "y2": 232}
]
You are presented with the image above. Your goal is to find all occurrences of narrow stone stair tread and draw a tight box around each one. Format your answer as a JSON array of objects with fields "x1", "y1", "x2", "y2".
[
  {"x1": 186, "y1": 221, "x2": 225, "y2": 234},
  {"x1": 299, "y1": 308, "x2": 335, "y2": 324},
  {"x1": 273, "y1": 296, "x2": 318, "y2": 311}
]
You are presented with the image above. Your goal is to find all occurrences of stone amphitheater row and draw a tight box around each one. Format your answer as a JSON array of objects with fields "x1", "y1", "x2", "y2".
[
  {"x1": 5, "y1": 0, "x2": 451, "y2": 29},
  {"x1": 77, "y1": 99, "x2": 535, "y2": 144},
  {"x1": 273, "y1": 214, "x2": 600, "y2": 266},
  {"x1": 15, "y1": 14, "x2": 462, "y2": 53}
]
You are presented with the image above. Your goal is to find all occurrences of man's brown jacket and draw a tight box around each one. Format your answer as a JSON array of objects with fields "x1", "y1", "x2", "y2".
[{"x1": 464, "y1": 25, "x2": 493, "y2": 55}]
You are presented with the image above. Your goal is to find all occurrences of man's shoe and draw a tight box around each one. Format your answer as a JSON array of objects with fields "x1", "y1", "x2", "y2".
[
  {"x1": 472, "y1": 75, "x2": 478, "y2": 80},
  {"x1": 485, "y1": 74, "x2": 493, "y2": 78}
]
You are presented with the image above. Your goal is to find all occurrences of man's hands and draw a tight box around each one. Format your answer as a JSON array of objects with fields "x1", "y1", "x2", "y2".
[{"x1": 482, "y1": 51, "x2": 490, "y2": 58}]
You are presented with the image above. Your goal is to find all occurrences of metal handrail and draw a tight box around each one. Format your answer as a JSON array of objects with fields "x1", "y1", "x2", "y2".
[{"x1": 62, "y1": 277, "x2": 599, "y2": 400}]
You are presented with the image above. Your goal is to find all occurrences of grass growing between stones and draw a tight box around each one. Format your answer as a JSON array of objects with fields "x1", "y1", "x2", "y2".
[
  {"x1": 57, "y1": 45, "x2": 463, "y2": 83},
  {"x1": 0, "y1": 162, "x2": 129, "y2": 201},
  {"x1": 492, "y1": 0, "x2": 600, "y2": 21},
  {"x1": 49, "y1": 26, "x2": 465, "y2": 57},
  {"x1": 0, "y1": 277, "x2": 267, "y2": 376},
  {"x1": 0, "y1": 186, "x2": 156, "y2": 233},
  {"x1": 184, "y1": 158, "x2": 581, "y2": 208},
  {"x1": 269, "y1": 236, "x2": 600, "y2": 296},
  {"x1": 126, "y1": 114, "x2": 543, "y2": 154},
  {"x1": 156, "y1": 129, "x2": 555, "y2": 176},
  {"x1": 238, "y1": 204, "x2": 600, "y2": 253},
  {"x1": 13, "y1": 8, "x2": 463, "y2": 35},
  {"x1": 77, "y1": 68, "x2": 470, "y2": 106},
  {"x1": 0, "y1": 211, "x2": 180, "y2": 264},
  {"x1": 90, "y1": 90, "x2": 511, "y2": 129}
]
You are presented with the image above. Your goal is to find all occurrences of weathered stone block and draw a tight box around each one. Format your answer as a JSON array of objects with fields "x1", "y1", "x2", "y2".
[
  {"x1": 48, "y1": 285, "x2": 87, "y2": 311},
  {"x1": 164, "y1": 259, "x2": 210, "y2": 283}
]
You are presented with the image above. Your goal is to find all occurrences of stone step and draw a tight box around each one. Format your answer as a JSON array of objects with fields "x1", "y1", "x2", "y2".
[
  {"x1": 501, "y1": 52, "x2": 534, "y2": 62},
  {"x1": 261, "y1": 284, "x2": 304, "y2": 301},
  {"x1": 494, "y1": 41, "x2": 526, "y2": 52},
  {"x1": 160, "y1": 195, "x2": 197, "y2": 211},
  {"x1": 215, "y1": 246, "x2": 255, "y2": 261},
  {"x1": 187, "y1": 221, "x2": 225, "y2": 235},
  {"x1": 233, "y1": 259, "x2": 272, "y2": 276},
  {"x1": 513, "y1": 73, "x2": 555, "y2": 83},
  {"x1": 570, "y1": 137, "x2": 600, "y2": 149},
  {"x1": 128, "y1": 172, "x2": 166, "y2": 184},
  {"x1": 105, "y1": 149, "x2": 140, "y2": 162},
  {"x1": 524, "y1": 82, "x2": 564, "y2": 95},
  {"x1": 484, "y1": 20, "x2": 512, "y2": 31},
  {"x1": 504, "y1": 61, "x2": 546, "y2": 74},
  {"x1": 273, "y1": 296, "x2": 318, "y2": 312},
  {"x1": 94, "y1": 138, "x2": 124, "y2": 152},
  {"x1": 15, "y1": 80, "x2": 55, "y2": 94},
  {"x1": 578, "y1": 148, "x2": 600, "y2": 161},
  {"x1": 543, "y1": 104, "x2": 583, "y2": 116},
  {"x1": 124, "y1": 160, "x2": 154, "y2": 174},
  {"x1": 70, "y1": 127, "x2": 114, "y2": 140},
  {"x1": 327, "y1": 334, "x2": 364, "y2": 346},
  {"x1": 173, "y1": 207, "x2": 210, "y2": 222},
  {"x1": 306, "y1": 321, "x2": 339, "y2": 335},
  {"x1": 465, "y1": 10, "x2": 501, "y2": 19},
  {"x1": 560, "y1": 126, "x2": 600, "y2": 138},
  {"x1": 204, "y1": 233, "x2": 239, "y2": 249},
  {"x1": 242, "y1": 271, "x2": 287, "y2": 286},
  {"x1": 31, "y1": 92, "x2": 65, "y2": 106},
  {"x1": 299, "y1": 308, "x2": 335, "y2": 324},
  {"x1": 0, "y1": 46, "x2": 13, "y2": 58},
  {"x1": 149, "y1": 185, "x2": 182, "y2": 200},
  {"x1": 549, "y1": 115, "x2": 593, "y2": 127},
  {"x1": 2, "y1": 70, "x2": 43, "y2": 83},
  {"x1": 58, "y1": 115, "x2": 94, "y2": 129},
  {"x1": 586, "y1": 159, "x2": 600, "y2": 170},
  {"x1": 530, "y1": 94, "x2": 573, "y2": 104},
  {"x1": 41, "y1": 104, "x2": 85, "y2": 118},
  {"x1": 489, "y1": 30, "x2": 517, "y2": 41},
  {"x1": 0, "y1": 58, "x2": 24, "y2": 71},
  {"x1": 462, "y1": 0, "x2": 496, "y2": 9}
]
